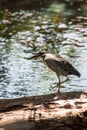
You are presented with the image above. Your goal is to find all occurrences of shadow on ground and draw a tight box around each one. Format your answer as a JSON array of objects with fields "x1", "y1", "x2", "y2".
[{"x1": 0, "y1": 91, "x2": 87, "y2": 130}]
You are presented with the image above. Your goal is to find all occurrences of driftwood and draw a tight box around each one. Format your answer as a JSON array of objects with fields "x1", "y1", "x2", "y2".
[{"x1": 0, "y1": 91, "x2": 87, "y2": 130}]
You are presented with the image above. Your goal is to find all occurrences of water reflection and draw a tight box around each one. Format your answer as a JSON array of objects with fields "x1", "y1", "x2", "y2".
[{"x1": 0, "y1": 4, "x2": 87, "y2": 98}]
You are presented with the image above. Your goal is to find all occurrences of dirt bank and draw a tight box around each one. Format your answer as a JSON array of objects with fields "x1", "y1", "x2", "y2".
[{"x1": 0, "y1": 91, "x2": 87, "y2": 130}]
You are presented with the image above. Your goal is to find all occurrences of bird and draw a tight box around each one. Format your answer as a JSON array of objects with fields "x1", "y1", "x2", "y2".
[{"x1": 26, "y1": 52, "x2": 81, "y2": 93}]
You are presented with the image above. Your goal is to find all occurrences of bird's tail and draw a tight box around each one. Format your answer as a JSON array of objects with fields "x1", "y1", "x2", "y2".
[{"x1": 73, "y1": 69, "x2": 81, "y2": 77}]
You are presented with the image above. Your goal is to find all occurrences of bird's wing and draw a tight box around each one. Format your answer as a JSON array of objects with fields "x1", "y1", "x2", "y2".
[
  {"x1": 59, "y1": 61, "x2": 75, "y2": 74},
  {"x1": 55, "y1": 55, "x2": 76, "y2": 72},
  {"x1": 44, "y1": 54, "x2": 80, "y2": 77},
  {"x1": 64, "y1": 61, "x2": 80, "y2": 77},
  {"x1": 55, "y1": 59, "x2": 80, "y2": 77}
]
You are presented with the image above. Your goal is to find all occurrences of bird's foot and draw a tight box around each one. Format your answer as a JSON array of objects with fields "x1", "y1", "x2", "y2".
[
  {"x1": 57, "y1": 90, "x2": 61, "y2": 95},
  {"x1": 50, "y1": 79, "x2": 64, "y2": 93},
  {"x1": 57, "y1": 83, "x2": 65, "y2": 94},
  {"x1": 49, "y1": 83, "x2": 64, "y2": 92},
  {"x1": 50, "y1": 83, "x2": 60, "y2": 91},
  {"x1": 49, "y1": 85, "x2": 57, "y2": 91}
]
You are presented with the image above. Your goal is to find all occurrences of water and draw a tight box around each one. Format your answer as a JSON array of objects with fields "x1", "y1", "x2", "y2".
[{"x1": 0, "y1": 1, "x2": 87, "y2": 98}]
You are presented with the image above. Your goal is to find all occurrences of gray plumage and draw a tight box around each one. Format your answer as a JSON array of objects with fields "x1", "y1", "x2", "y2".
[
  {"x1": 27, "y1": 52, "x2": 81, "y2": 93},
  {"x1": 41, "y1": 53, "x2": 80, "y2": 77}
]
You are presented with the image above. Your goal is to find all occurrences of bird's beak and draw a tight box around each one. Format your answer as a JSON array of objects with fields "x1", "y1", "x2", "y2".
[{"x1": 25, "y1": 53, "x2": 41, "y2": 60}]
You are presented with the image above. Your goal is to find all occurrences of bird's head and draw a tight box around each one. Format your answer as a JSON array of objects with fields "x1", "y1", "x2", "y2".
[{"x1": 26, "y1": 52, "x2": 46, "y2": 60}]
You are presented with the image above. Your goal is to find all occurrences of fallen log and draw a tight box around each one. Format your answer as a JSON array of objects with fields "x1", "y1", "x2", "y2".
[{"x1": 0, "y1": 91, "x2": 87, "y2": 130}]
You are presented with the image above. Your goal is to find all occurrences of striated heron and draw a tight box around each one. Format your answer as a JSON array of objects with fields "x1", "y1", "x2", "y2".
[{"x1": 26, "y1": 52, "x2": 81, "y2": 93}]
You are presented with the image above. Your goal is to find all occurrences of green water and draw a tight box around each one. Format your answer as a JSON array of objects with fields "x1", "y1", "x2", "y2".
[{"x1": 0, "y1": 1, "x2": 87, "y2": 98}]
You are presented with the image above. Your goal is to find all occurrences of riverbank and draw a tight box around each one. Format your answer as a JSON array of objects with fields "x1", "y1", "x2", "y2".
[{"x1": 0, "y1": 91, "x2": 87, "y2": 130}]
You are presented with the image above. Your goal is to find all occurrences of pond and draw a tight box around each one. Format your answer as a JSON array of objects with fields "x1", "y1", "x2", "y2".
[{"x1": 0, "y1": 1, "x2": 87, "y2": 98}]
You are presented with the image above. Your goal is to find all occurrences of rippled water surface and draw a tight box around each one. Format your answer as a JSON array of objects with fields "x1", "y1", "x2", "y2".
[{"x1": 0, "y1": 2, "x2": 87, "y2": 98}]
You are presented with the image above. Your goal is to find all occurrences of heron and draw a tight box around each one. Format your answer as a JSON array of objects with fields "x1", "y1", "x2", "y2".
[{"x1": 26, "y1": 52, "x2": 81, "y2": 93}]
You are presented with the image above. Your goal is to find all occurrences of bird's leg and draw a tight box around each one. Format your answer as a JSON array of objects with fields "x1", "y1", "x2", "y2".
[
  {"x1": 57, "y1": 76, "x2": 69, "y2": 93},
  {"x1": 49, "y1": 75, "x2": 61, "y2": 92},
  {"x1": 60, "y1": 76, "x2": 69, "y2": 85},
  {"x1": 57, "y1": 75, "x2": 61, "y2": 93},
  {"x1": 50, "y1": 76, "x2": 69, "y2": 93}
]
